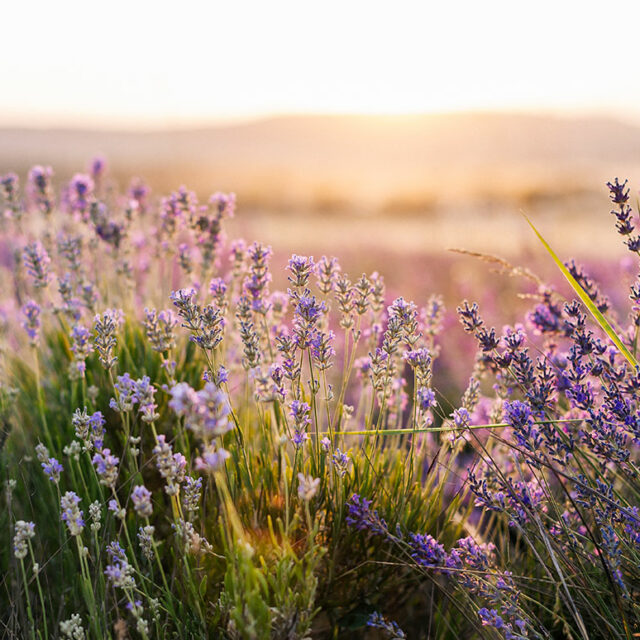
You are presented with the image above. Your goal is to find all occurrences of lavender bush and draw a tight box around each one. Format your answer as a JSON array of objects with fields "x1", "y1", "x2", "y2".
[{"x1": 0, "y1": 163, "x2": 638, "y2": 639}]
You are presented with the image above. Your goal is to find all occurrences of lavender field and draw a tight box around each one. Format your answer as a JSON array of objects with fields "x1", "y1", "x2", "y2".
[{"x1": 0, "y1": 158, "x2": 639, "y2": 639}]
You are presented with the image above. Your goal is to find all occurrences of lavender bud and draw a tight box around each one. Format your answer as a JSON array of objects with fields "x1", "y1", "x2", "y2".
[
  {"x1": 23, "y1": 242, "x2": 51, "y2": 289},
  {"x1": 94, "y1": 309, "x2": 119, "y2": 370}
]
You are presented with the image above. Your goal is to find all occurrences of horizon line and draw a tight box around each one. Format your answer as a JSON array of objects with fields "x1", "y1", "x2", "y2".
[{"x1": 0, "y1": 106, "x2": 638, "y2": 133}]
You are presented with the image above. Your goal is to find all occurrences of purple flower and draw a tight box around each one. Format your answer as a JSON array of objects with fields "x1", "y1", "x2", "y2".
[
  {"x1": 153, "y1": 435, "x2": 186, "y2": 495},
  {"x1": 503, "y1": 400, "x2": 542, "y2": 453},
  {"x1": 92, "y1": 449, "x2": 120, "y2": 488},
  {"x1": 60, "y1": 491, "x2": 84, "y2": 536},
  {"x1": 23, "y1": 241, "x2": 51, "y2": 289},
  {"x1": 345, "y1": 494, "x2": 389, "y2": 538},
  {"x1": 292, "y1": 429, "x2": 309, "y2": 448},
  {"x1": 21, "y1": 300, "x2": 41, "y2": 345},
  {"x1": 42, "y1": 457, "x2": 63, "y2": 483},
  {"x1": 67, "y1": 173, "x2": 94, "y2": 220},
  {"x1": 417, "y1": 387, "x2": 436, "y2": 412},
  {"x1": 243, "y1": 241, "x2": 272, "y2": 313},
  {"x1": 131, "y1": 485, "x2": 153, "y2": 518},
  {"x1": 478, "y1": 608, "x2": 504, "y2": 630},
  {"x1": 209, "y1": 191, "x2": 236, "y2": 218},
  {"x1": 128, "y1": 177, "x2": 150, "y2": 214},
  {"x1": 13, "y1": 521, "x2": 35, "y2": 559},
  {"x1": 315, "y1": 255, "x2": 341, "y2": 294},
  {"x1": 195, "y1": 445, "x2": 230, "y2": 471},
  {"x1": 104, "y1": 541, "x2": 135, "y2": 588},
  {"x1": 366, "y1": 612, "x2": 406, "y2": 639},
  {"x1": 290, "y1": 400, "x2": 311, "y2": 429},
  {"x1": 408, "y1": 532, "x2": 446, "y2": 568},
  {"x1": 89, "y1": 156, "x2": 106, "y2": 182},
  {"x1": 1, "y1": 172, "x2": 22, "y2": 219},
  {"x1": 28, "y1": 165, "x2": 54, "y2": 215},
  {"x1": 134, "y1": 375, "x2": 159, "y2": 423},
  {"x1": 169, "y1": 382, "x2": 231, "y2": 439},
  {"x1": 287, "y1": 254, "x2": 315, "y2": 288},
  {"x1": 311, "y1": 330, "x2": 335, "y2": 370},
  {"x1": 110, "y1": 373, "x2": 137, "y2": 412}
]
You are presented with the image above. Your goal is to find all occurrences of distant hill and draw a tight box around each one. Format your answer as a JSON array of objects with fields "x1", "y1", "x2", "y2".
[{"x1": 1, "y1": 112, "x2": 638, "y2": 213}]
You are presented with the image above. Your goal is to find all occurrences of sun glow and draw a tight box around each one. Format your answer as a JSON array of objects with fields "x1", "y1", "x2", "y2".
[{"x1": 3, "y1": 0, "x2": 640, "y2": 128}]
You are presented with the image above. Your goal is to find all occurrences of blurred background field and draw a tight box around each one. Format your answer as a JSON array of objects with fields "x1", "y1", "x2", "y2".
[
  {"x1": 3, "y1": 110, "x2": 637, "y2": 402},
  {"x1": 1, "y1": 111, "x2": 633, "y2": 259}
]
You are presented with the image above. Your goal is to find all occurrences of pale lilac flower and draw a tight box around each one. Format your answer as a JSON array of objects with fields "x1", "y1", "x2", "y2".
[
  {"x1": 92, "y1": 449, "x2": 120, "y2": 488},
  {"x1": 72, "y1": 408, "x2": 105, "y2": 450},
  {"x1": 209, "y1": 191, "x2": 236, "y2": 218},
  {"x1": 13, "y1": 520, "x2": 35, "y2": 559},
  {"x1": 194, "y1": 444, "x2": 230, "y2": 471},
  {"x1": 35, "y1": 442, "x2": 49, "y2": 463},
  {"x1": 153, "y1": 435, "x2": 186, "y2": 494},
  {"x1": 67, "y1": 173, "x2": 94, "y2": 221},
  {"x1": 23, "y1": 241, "x2": 51, "y2": 289},
  {"x1": 28, "y1": 165, "x2": 54, "y2": 215},
  {"x1": 128, "y1": 177, "x2": 150, "y2": 215},
  {"x1": 287, "y1": 254, "x2": 315, "y2": 288},
  {"x1": 182, "y1": 476, "x2": 203, "y2": 513},
  {"x1": 134, "y1": 376, "x2": 159, "y2": 423},
  {"x1": 332, "y1": 449, "x2": 350, "y2": 477},
  {"x1": 89, "y1": 156, "x2": 106, "y2": 185},
  {"x1": 138, "y1": 525, "x2": 155, "y2": 561},
  {"x1": 21, "y1": 300, "x2": 41, "y2": 345},
  {"x1": 108, "y1": 499, "x2": 126, "y2": 520},
  {"x1": 297, "y1": 473, "x2": 320, "y2": 501},
  {"x1": 315, "y1": 256, "x2": 341, "y2": 294},
  {"x1": 110, "y1": 373, "x2": 137, "y2": 412},
  {"x1": 169, "y1": 382, "x2": 232, "y2": 439},
  {"x1": 60, "y1": 492, "x2": 84, "y2": 536},
  {"x1": 1, "y1": 172, "x2": 22, "y2": 219},
  {"x1": 105, "y1": 541, "x2": 135, "y2": 588},
  {"x1": 143, "y1": 307, "x2": 178, "y2": 352},
  {"x1": 94, "y1": 310, "x2": 119, "y2": 370},
  {"x1": 131, "y1": 485, "x2": 153, "y2": 518},
  {"x1": 70, "y1": 324, "x2": 93, "y2": 378}
]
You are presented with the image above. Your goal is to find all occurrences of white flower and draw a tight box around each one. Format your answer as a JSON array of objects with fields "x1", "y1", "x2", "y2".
[{"x1": 297, "y1": 473, "x2": 320, "y2": 501}]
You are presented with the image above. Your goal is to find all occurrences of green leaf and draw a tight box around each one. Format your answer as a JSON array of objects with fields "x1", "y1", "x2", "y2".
[
  {"x1": 523, "y1": 213, "x2": 638, "y2": 369},
  {"x1": 199, "y1": 575, "x2": 208, "y2": 598}
]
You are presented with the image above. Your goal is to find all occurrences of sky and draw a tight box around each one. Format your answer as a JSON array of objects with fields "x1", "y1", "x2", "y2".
[{"x1": 2, "y1": 0, "x2": 640, "y2": 129}]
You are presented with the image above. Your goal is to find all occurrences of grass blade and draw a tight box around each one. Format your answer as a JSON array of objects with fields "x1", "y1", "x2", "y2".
[{"x1": 523, "y1": 212, "x2": 638, "y2": 369}]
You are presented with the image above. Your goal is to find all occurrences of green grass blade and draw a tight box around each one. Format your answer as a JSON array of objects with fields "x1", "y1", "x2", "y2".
[{"x1": 523, "y1": 212, "x2": 638, "y2": 369}]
